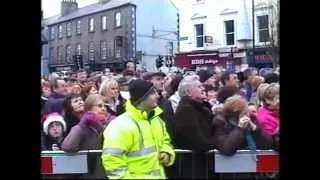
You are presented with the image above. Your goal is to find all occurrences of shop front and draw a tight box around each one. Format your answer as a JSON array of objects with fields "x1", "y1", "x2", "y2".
[
  {"x1": 174, "y1": 50, "x2": 243, "y2": 72},
  {"x1": 247, "y1": 48, "x2": 274, "y2": 68}
]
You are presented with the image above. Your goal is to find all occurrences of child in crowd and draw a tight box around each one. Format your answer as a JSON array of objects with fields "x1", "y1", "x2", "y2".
[{"x1": 42, "y1": 113, "x2": 67, "y2": 151}]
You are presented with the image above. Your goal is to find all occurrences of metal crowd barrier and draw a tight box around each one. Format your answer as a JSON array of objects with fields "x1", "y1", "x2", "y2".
[{"x1": 41, "y1": 149, "x2": 279, "y2": 179}]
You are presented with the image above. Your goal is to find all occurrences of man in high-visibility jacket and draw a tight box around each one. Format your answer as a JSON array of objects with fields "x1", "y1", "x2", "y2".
[{"x1": 101, "y1": 79, "x2": 175, "y2": 179}]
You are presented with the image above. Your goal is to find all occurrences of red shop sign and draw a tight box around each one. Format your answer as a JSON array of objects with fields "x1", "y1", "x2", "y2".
[{"x1": 175, "y1": 53, "x2": 241, "y2": 68}]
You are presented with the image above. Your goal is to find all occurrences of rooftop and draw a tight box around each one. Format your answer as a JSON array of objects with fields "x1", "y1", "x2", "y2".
[{"x1": 44, "y1": 0, "x2": 135, "y2": 26}]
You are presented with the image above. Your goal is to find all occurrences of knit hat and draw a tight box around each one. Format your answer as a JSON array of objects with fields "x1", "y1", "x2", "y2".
[
  {"x1": 197, "y1": 70, "x2": 214, "y2": 83},
  {"x1": 43, "y1": 113, "x2": 67, "y2": 135},
  {"x1": 129, "y1": 79, "x2": 154, "y2": 106}
]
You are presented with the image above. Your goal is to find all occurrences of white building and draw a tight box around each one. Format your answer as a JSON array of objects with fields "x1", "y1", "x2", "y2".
[{"x1": 172, "y1": 0, "x2": 279, "y2": 69}]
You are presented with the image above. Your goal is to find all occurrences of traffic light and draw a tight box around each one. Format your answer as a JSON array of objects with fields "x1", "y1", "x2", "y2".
[
  {"x1": 156, "y1": 55, "x2": 163, "y2": 69},
  {"x1": 165, "y1": 56, "x2": 173, "y2": 68}
]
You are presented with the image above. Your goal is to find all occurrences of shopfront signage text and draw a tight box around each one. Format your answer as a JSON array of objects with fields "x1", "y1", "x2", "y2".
[{"x1": 191, "y1": 59, "x2": 219, "y2": 65}]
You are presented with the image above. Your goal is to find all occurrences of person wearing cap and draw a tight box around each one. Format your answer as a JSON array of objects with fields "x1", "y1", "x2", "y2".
[
  {"x1": 117, "y1": 76, "x2": 133, "y2": 100},
  {"x1": 101, "y1": 79, "x2": 175, "y2": 179},
  {"x1": 197, "y1": 69, "x2": 218, "y2": 88},
  {"x1": 41, "y1": 113, "x2": 67, "y2": 151},
  {"x1": 142, "y1": 72, "x2": 174, "y2": 136}
]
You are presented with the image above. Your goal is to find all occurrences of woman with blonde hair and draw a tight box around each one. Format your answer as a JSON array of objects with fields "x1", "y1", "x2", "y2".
[
  {"x1": 256, "y1": 83, "x2": 269, "y2": 106},
  {"x1": 99, "y1": 78, "x2": 126, "y2": 116},
  {"x1": 257, "y1": 83, "x2": 280, "y2": 136}
]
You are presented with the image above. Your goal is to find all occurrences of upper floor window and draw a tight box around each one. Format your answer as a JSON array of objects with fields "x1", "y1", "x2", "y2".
[
  {"x1": 89, "y1": 42, "x2": 95, "y2": 61},
  {"x1": 76, "y1": 44, "x2": 81, "y2": 55},
  {"x1": 257, "y1": 15, "x2": 270, "y2": 42},
  {"x1": 50, "y1": 47, "x2": 54, "y2": 62},
  {"x1": 195, "y1": 24, "x2": 204, "y2": 47},
  {"x1": 115, "y1": 37, "x2": 122, "y2": 58},
  {"x1": 115, "y1": 12, "x2": 121, "y2": 27},
  {"x1": 67, "y1": 23, "x2": 72, "y2": 37},
  {"x1": 224, "y1": 20, "x2": 235, "y2": 45},
  {"x1": 194, "y1": 0, "x2": 205, "y2": 4},
  {"x1": 76, "y1": 20, "x2": 81, "y2": 34},
  {"x1": 50, "y1": 27, "x2": 55, "y2": 40},
  {"x1": 66, "y1": 45, "x2": 72, "y2": 63},
  {"x1": 57, "y1": 46, "x2": 63, "y2": 63},
  {"x1": 89, "y1": 17, "x2": 95, "y2": 32},
  {"x1": 101, "y1": 16, "x2": 107, "y2": 30},
  {"x1": 58, "y1": 25, "x2": 63, "y2": 39},
  {"x1": 100, "y1": 40, "x2": 107, "y2": 59}
]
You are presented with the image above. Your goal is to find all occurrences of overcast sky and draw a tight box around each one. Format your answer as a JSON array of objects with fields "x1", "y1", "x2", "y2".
[{"x1": 42, "y1": 0, "x2": 99, "y2": 18}]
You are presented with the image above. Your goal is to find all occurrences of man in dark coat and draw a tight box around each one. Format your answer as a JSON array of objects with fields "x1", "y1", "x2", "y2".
[
  {"x1": 171, "y1": 75, "x2": 216, "y2": 179},
  {"x1": 43, "y1": 77, "x2": 68, "y2": 114},
  {"x1": 142, "y1": 72, "x2": 174, "y2": 135}
]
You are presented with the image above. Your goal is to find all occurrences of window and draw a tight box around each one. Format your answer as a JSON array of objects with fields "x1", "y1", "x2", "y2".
[
  {"x1": 101, "y1": 16, "x2": 107, "y2": 30},
  {"x1": 57, "y1": 46, "x2": 63, "y2": 63},
  {"x1": 225, "y1": 20, "x2": 235, "y2": 45},
  {"x1": 50, "y1": 47, "x2": 54, "y2": 63},
  {"x1": 115, "y1": 36, "x2": 122, "y2": 58},
  {"x1": 194, "y1": 0, "x2": 205, "y2": 4},
  {"x1": 195, "y1": 24, "x2": 204, "y2": 47},
  {"x1": 115, "y1": 12, "x2": 121, "y2": 27},
  {"x1": 76, "y1": 20, "x2": 81, "y2": 34},
  {"x1": 66, "y1": 45, "x2": 72, "y2": 63},
  {"x1": 100, "y1": 40, "x2": 107, "y2": 59},
  {"x1": 58, "y1": 25, "x2": 63, "y2": 39},
  {"x1": 67, "y1": 23, "x2": 72, "y2": 37},
  {"x1": 76, "y1": 44, "x2": 81, "y2": 55},
  {"x1": 89, "y1": 17, "x2": 95, "y2": 32},
  {"x1": 89, "y1": 42, "x2": 95, "y2": 61},
  {"x1": 50, "y1": 27, "x2": 55, "y2": 40},
  {"x1": 257, "y1": 15, "x2": 269, "y2": 42}
]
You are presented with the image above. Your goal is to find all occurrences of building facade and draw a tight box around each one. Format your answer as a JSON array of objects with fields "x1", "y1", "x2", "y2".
[
  {"x1": 45, "y1": 0, "x2": 136, "y2": 72},
  {"x1": 172, "y1": 0, "x2": 279, "y2": 70},
  {"x1": 133, "y1": 0, "x2": 178, "y2": 71},
  {"x1": 41, "y1": 10, "x2": 50, "y2": 76}
]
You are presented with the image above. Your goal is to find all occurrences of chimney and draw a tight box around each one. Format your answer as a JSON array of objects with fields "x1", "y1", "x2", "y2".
[
  {"x1": 61, "y1": 0, "x2": 78, "y2": 16},
  {"x1": 99, "y1": 0, "x2": 112, "y2": 4}
]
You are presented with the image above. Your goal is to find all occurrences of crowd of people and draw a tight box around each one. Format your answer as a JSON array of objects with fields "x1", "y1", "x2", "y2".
[{"x1": 41, "y1": 62, "x2": 280, "y2": 179}]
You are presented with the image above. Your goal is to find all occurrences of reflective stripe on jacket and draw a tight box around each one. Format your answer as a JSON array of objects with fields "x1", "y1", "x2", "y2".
[{"x1": 101, "y1": 100, "x2": 175, "y2": 179}]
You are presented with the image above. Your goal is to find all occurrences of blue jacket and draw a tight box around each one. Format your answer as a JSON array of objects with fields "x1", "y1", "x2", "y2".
[{"x1": 239, "y1": 81, "x2": 252, "y2": 101}]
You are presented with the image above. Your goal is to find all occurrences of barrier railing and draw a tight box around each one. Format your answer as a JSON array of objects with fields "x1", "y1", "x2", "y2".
[{"x1": 41, "y1": 149, "x2": 279, "y2": 178}]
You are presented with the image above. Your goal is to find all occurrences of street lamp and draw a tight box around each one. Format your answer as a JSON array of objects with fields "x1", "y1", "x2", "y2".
[{"x1": 252, "y1": 0, "x2": 256, "y2": 67}]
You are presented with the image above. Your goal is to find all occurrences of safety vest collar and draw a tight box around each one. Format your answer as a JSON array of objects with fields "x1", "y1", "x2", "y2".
[{"x1": 125, "y1": 100, "x2": 163, "y2": 121}]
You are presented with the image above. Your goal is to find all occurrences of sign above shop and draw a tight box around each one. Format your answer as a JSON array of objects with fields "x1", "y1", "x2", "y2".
[{"x1": 191, "y1": 59, "x2": 219, "y2": 65}]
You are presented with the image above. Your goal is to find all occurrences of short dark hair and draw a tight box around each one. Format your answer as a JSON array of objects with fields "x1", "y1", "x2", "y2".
[
  {"x1": 166, "y1": 75, "x2": 184, "y2": 98},
  {"x1": 221, "y1": 71, "x2": 233, "y2": 85},
  {"x1": 264, "y1": 73, "x2": 279, "y2": 84},
  {"x1": 217, "y1": 85, "x2": 238, "y2": 103}
]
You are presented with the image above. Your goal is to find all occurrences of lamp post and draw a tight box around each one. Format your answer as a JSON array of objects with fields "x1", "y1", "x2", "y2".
[{"x1": 252, "y1": 0, "x2": 256, "y2": 67}]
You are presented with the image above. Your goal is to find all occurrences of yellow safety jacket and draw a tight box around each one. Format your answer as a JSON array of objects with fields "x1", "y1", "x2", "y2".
[{"x1": 101, "y1": 100, "x2": 176, "y2": 179}]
